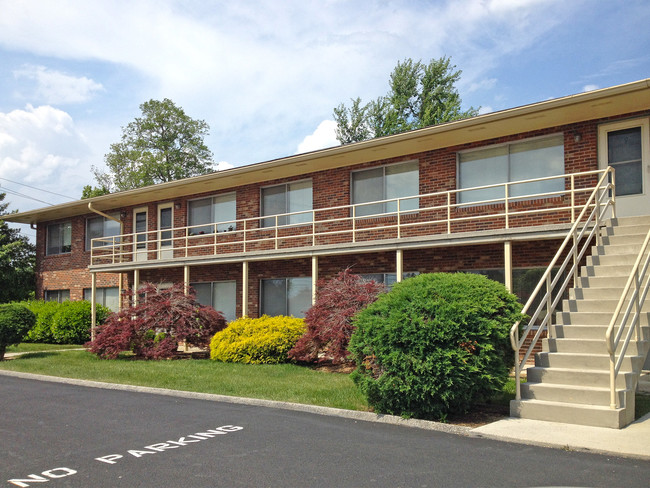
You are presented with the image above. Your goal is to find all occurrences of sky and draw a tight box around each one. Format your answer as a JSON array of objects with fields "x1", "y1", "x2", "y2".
[{"x1": 1, "y1": 0, "x2": 650, "y2": 241}]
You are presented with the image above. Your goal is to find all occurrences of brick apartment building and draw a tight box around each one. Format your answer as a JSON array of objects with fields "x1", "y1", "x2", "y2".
[{"x1": 7, "y1": 79, "x2": 650, "y2": 323}]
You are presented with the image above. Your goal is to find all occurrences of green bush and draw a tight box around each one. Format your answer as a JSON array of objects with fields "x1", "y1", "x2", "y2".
[
  {"x1": 349, "y1": 273, "x2": 523, "y2": 420},
  {"x1": 51, "y1": 301, "x2": 111, "y2": 344},
  {"x1": 0, "y1": 303, "x2": 36, "y2": 360},
  {"x1": 24, "y1": 300, "x2": 60, "y2": 343},
  {"x1": 210, "y1": 315, "x2": 306, "y2": 364}
]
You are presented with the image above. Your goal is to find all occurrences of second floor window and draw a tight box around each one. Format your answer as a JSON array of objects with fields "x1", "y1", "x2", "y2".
[
  {"x1": 46, "y1": 221, "x2": 72, "y2": 255},
  {"x1": 188, "y1": 193, "x2": 237, "y2": 235},
  {"x1": 458, "y1": 135, "x2": 564, "y2": 204},
  {"x1": 351, "y1": 160, "x2": 419, "y2": 217},
  {"x1": 261, "y1": 180, "x2": 312, "y2": 227},
  {"x1": 86, "y1": 215, "x2": 121, "y2": 250}
]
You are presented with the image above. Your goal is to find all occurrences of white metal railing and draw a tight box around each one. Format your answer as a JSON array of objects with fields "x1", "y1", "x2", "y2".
[
  {"x1": 91, "y1": 169, "x2": 607, "y2": 267},
  {"x1": 510, "y1": 167, "x2": 615, "y2": 401},
  {"x1": 605, "y1": 225, "x2": 650, "y2": 409}
]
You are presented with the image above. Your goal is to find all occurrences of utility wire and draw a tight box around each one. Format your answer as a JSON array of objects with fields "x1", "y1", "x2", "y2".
[
  {"x1": 0, "y1": 176, "x2": 75, "y2": 200},
  {"x1": 0, "y1": 185, "x2": 55, "y2": 206}
]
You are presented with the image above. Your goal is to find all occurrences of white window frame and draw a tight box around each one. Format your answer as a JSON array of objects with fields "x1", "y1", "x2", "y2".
[
  {"x1": 190, "y1": 280, "x2": 237, "y2": 322},
  {"x1": 83, "y1": 286, "x2": 120, "y2": 312},
  {"x1": 457, "y1": 134, "x2": 565, "y2": 205},
  {"x1": 44, "y1": 289, "x2": 70, "y2": 303},
  {"x1": 351, "y1": 160, "x2": 420, "y2": 217},
  {"x1": 46, "y1": 221, "x2": 72, "y2": 255},
  {"x1": 260, "y1": 277, "x2": 312, "y2": 318},
  {"x1": 260, "y1": 179, "x2": 313, "y2": 227},
  {"x1": 188, "y1": 192, "x2": 237, "y2": 235},
  {"x1": 86, "y1": 214, "x2": 121, "y2": 251}
]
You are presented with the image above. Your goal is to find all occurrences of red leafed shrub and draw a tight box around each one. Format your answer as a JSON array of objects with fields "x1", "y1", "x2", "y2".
[
  {"x1": 288, "y1": 269, "x2": 385, "y2": 365},
  {"x1": 87, "y1": 282, "x2": 227, "y2": 359}
]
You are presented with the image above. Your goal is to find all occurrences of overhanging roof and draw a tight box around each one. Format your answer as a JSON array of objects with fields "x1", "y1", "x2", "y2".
[{"x1": 7, "y1": 78, "x2": 650, "y2": 225}]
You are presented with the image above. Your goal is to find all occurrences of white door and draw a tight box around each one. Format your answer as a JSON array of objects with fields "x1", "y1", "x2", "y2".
[
  {"x1": 133, "y1": 207, "x2": 148, "y2": 261},
  {"x1": 598, "y1": 118, "x2": 650, "y2": 217},
  {"x1": 158, "y1": 203, "x2": 174, "y2": 260}
]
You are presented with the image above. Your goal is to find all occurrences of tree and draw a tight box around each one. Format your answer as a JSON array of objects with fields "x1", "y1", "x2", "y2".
[
  {"x1": 81, "y1": 185, "x2": 110, "y2": 199},
  {"x1": 333, "y1": 57, "x2": 479, "y2": 144},
  {"x1": 0, "y1": 304, "x2": 36, "y2": 360},
  {"x1": 93, "y1": 98, "x2": 214, "y2": 192},
  {"x1": 0, "y1": 194, "x2": 35, "y2": 303}
]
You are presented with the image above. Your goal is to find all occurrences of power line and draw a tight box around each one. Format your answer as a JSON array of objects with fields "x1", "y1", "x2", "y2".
[
  {"x1": 0, "y1": 176, "x2": 75, "y2": 200},
  {"x1": 1, "y1": 185, "x2": 55, "y2": 206}
]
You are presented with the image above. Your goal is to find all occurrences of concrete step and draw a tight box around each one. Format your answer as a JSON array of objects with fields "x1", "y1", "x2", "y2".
[
  {"x1": 520, "y1": 382, "x2": 629, "y2": 406},
  {"x1": 601, "y1": 233, "x2": 647, "y2": 247},
  {"x1": 550, "y1": 323, "x2": 650, "y2": 341},
  {"x1": 563, "y1": 298, "x2": 622, "y2": 313},
  {"x1": 578, "y1": 275, "x2": 630, "y2": 289},
  {"x1": 543, "y1": 337, "x2": 648, "y2": 355},
  {"x1": 607, "y1": 215, "x2": 650, "y2": 227},
  {"x1": 580, "y1": 264, "x2": 634, "y2": 278},
  {"x1": 592, "y1": 242, "x2": 647, "y2": 256},
  {"x1": 510, "y1": 398, "x2": 630, "y2": 428},
  {"x1": 526, "y1": 366, "x2": 635, "y2": 389},
  {"x1": 534, "y1": 351, "x2": 643, "y2": 371},
  {"x1": 570, "y1": 287, "x2": 624, "y2": 300},
  {"x1": 587, "y1": 253, "x2": 642, "y2": 266},
  {"x1": 556, "y1": 310, "x2": 650, "y2": 326},
  {"x1": 602, "y1": 220, "x2": 650, "y2": 236}
]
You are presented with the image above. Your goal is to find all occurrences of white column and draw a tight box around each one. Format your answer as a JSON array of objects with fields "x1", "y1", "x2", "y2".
[
  {"x1": 242, "y1": 261, "x2": 249, "y2": 317},
  {"x1": 311, "y1": 255, "x2": 319, "y2": 305},
  {"x1": 90, "y1": 272, "x2": 97, "y2": 341},
  {"x1": 133, "y1": 269, "x2": 140, "y2": 306},
  {"x1": 504, "y1": 241, "x2": 513, "y2": 292},
  {"x1": 184, "y1": 265, "x2": 190, "y2": 295},
  {"x1": 396, "y1": 249, "x2": 404, "y2": 283}
]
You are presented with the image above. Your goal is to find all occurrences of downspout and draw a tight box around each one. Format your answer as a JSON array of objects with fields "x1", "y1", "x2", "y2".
[{"x1": 88, "y1": 202, "x2": 125, "y2": 315}]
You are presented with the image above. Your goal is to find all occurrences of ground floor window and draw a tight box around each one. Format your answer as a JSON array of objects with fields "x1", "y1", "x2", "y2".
[
  {"x1": 83, "y1": 287, "x2": 120, "y2": 312},
  {"x1": 361, "y1": 272, "x2": 419, "y2": 289},
  {"x1": 191, "y1": 281, "x2": 237, "y2": 322},
  {"x1": 260, "y1": 277, "x2": 312, "y2": 318},
  {"x1": 44, "y1": 289, "x2": 70, "y2": 303}
]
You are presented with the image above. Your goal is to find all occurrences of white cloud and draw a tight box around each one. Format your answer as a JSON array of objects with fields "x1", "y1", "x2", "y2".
[
  {"x1": 13, "y1": 64, "x2": 104, "y2": 104},
  {"x1": 0, "y1": 105, "x2": 94, "y2": 209},
  {"x1": 582, "y1": 84, "x2": 599, "y2": 92},
  {"x1": 215, "y1": 161, "x2": 235, "y2": 171},
  {"x1": 296, "y1": 120, "x2": 338, "y2": 154}
]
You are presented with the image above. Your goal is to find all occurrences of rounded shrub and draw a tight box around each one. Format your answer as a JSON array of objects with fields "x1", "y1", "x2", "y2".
[
  {"x1": 210, "y1": 315, "x2": 306, "y2": 364},
  {"x1": 24, "y1": 300, "x2": 60, "y2": 343},
  {"x1": 51, "y1": 301, "x2": 112, "y2": 344},
  {"x1": 0, "y1": 303, "x2": 36, "y2": 360},
  {"x1": 349, "y1": 273, "x2": 523, "y2": 420}
]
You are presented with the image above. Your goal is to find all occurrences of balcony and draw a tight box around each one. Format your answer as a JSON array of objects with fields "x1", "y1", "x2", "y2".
[{"x1": 90, "y1": 169, "x2": 611, "y2": 270}]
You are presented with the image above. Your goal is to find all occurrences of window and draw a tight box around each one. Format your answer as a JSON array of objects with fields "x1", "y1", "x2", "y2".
[
  {"x1": 86, "y1": 214, "x2": 121, "y2": 250},
  {"x1": 361, "y1": 272, "x2": 419, "y2": 289},
  {"x1": 191, "y1": 281, "x2": 237, "y2": 322},
  {"x1": 260, "y1": 277, "x2": 312, "y2": 318},
  {"x1": 44, "y1": 289, "x2": 70, "y2": 303},
  {"x1": 84, "y1": 287, "x2": 120, "y2": 312},
  {"x1": 458, "y1": 135, "x2": 564, "y2": 204},
  {"x1": 188, "y1": 193, "x2": 237, "y2": 235},
  {"x1": 352, "y1": 161, "x2": 419, "y2": 217},
  {"x1": 46, "y1": 222, "x2": 72, "y2": 255},
  {"x1": 261, "y1": 180, "x2": 312, "y2": 227}
]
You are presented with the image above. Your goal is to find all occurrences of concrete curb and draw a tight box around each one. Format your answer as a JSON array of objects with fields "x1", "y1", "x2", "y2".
[{"x1": 0, "y1": 369, "x2": 470, "y2": 436}]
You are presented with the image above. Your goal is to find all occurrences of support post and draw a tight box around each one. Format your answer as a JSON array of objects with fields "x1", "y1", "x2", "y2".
[
  {"x1": 311, "y1": 255, "x2": 318, "y2": 305},
  {"x1": 504, "y1": 241, "x2": 513, "y2": 292},
  {"x1": 90, "y1": 272, "x2": 97, "y2": 341},
  {"x1": 133, "y1": 269, "x2": 140, "y2": 306},
  {"x1": 242, "y1": 261, "x2": 249, "y2": 317},
  {"x1": 396, "y1": 249, "x2": 403, "y2": 283},
  {"x1": 184, "y1": 265, "x2": 190, "y2": 295}
]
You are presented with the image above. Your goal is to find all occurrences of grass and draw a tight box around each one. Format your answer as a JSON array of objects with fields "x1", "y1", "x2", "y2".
[{"x1": 5, "y1": 343, "x2": 83, "y2": 353}]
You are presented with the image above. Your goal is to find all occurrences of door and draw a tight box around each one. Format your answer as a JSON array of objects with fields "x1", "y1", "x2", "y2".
[
  {"x1": 599, "y1": 118, "x2": 650, "y2": 217},
  {"x1": 157, "y1": 203, "x2": 174, "y2": 260},
  {"x1": 133, "y1": 207, "x2": 148, "y2": 261}
]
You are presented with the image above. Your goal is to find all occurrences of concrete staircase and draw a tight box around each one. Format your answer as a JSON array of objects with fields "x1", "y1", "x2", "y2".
[{"x1": 510, "y1": 215, "x2": 650, "y2": 428}]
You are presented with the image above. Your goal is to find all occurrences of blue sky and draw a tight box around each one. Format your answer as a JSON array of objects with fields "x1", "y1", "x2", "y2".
[{"x1": 1, "y1": 0, "x2": 650, "y2": 240}]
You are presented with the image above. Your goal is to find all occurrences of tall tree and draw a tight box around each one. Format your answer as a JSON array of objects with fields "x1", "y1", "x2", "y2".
[
  {"x1": 93, "y1": 98, "x2": 214, "y2": 192},
  {"x1": 333, "y1": 57, "x2": 479, "y2": 144},
  {"x1": 0, "y1": 193, "x2": 35, "y2": 303}
]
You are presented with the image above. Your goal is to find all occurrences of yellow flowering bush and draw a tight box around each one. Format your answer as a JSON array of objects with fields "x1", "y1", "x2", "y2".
[{"x1": 210, "y1": 315, "x2": 306, "y2": 364}]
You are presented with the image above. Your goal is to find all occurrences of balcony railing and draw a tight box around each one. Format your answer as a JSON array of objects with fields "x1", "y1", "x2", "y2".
[{"x1": 90, "y1": 169, "x2": 608, "y2": 267}]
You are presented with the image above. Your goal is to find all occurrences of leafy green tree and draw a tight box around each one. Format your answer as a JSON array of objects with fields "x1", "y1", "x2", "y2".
[
  {"x1": 0, "y1": 194, "x2": 35, "y2": 303},
  {"x1": 81, "y1": 185, "x2": 110, "y2": 199},
  {"x1": 93, "y1": 98, "x2": 214, "y2": 192},
  {"x1": 334, "y1": 57, "x2": 479, "y2": 144}
]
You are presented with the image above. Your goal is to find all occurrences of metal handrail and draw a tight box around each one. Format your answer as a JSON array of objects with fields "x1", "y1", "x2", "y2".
[
  {"x1": 90, "y1": 169, "x2": 606, "y2": 266},
  {"x1": 509, "y1": 167, "x2": 615, "y2": 401},
  {"x1": 605, "y1": 225, "x2": 650, "y2": 409}
]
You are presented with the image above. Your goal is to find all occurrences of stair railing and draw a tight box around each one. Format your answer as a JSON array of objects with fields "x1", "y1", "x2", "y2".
[
  {"x1": 606, "y1": 225, "x2": 650, "y2": 409},
  {"x1": 510, "y1": 167, "x2": 615, "y2": 400}
]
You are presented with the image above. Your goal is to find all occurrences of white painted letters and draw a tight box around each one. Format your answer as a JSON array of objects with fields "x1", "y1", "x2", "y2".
[{"x1": 8, "y1": 468, "x2": 77, "y2": 487}]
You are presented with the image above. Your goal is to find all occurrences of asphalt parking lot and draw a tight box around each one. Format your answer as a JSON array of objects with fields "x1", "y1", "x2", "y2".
[{"x1": 2, "y1": 374, "x2": 650, "y2": 487}]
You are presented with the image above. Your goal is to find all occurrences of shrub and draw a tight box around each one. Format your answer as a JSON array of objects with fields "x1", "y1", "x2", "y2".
[
  {"x1": 0, "y1": 303, "x2": 36, "y2": 360},
  {"x1": 210, "y1": 315, "x2": 306, "y2": 364},
  {"x1": 288, "y1": 270, "x2": 385, "y2": 365},
  {"x1": 24, "y1": 300, "x2": 59, "y2": 343},
  {"x1": 51, "y1": 301, "x2": 111, "y2": 344},
  {"x1": 349, "y1": 273, "x2": 523, "y2": 420},
  {"x1": 88, "y1": 282, "x2": 227, "y2": 359}
]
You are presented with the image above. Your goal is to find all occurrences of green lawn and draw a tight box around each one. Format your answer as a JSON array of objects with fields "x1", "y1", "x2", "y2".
[{"x1": 5, "y1": 343, "x2": 83, "y2": 353}]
